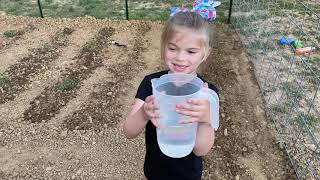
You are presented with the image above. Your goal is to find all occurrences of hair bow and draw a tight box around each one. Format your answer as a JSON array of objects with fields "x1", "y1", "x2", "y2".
[{"x1": 170, "y1": 0, "x2": 221, "y2": 22}]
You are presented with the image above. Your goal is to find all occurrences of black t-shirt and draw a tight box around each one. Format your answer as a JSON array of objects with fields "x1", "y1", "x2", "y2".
[{"x1": 135, "y1": 70, "x2": 219, "y2": 180}]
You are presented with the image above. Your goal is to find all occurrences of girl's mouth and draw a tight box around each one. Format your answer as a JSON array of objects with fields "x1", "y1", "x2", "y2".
[{"x1": 173, "y1": 63, "x2": 187, "y2": 72}]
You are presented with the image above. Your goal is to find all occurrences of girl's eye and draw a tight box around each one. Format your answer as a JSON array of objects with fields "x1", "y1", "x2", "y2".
[
  {"x1": 188, "y1": 51, "x2": 196, "y2": 54},
  {"x1": 168, "y1": 47, "x2": 175, "y2": 51}
]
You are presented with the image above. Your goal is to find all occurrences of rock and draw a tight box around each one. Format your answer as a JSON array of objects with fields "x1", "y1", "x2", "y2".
[
  {"x1": 76, "y1": 169, "x2": 82, "y2": 175},
  {"x1": 219, "y1": 95, "x2": 225, "y2": 102},
  {"x1": 235, "y1": 175, "x2": 240, "y2": 180},
  {"x1": 107, "y1": 92, "x2": 112, "y2": 96},
  {"x1": 60, "y1": 130, "x2": 68, "y2": 139},
  {"x1": 221, "y1": 113, "x2": 226, "y2": 118},
  {"x1": 46, "y1": 167, "x2": 52, "y2": 171},
  {"x1": 224, "y1": 128, "x2": 228, "y2": 136},
  {"x1": 305, "y1": 144, "x2": 316, "y2": 152}
]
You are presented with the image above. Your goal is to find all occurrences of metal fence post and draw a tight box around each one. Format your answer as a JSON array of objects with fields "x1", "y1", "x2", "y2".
[
  {"x1": 37, "y1": 0, "x2": 44, "y2": 18},
  {"x1": 125, "y1": 0, "x2": 129, "y2": 20},
  {"x1": 228, "y1": 0, "x2": 233, "y2": 24}
]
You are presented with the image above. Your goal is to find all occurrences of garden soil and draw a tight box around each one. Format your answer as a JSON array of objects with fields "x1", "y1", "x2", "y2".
[{"x1": 0, "y1": 15, "x2": 297, "y2": 179}]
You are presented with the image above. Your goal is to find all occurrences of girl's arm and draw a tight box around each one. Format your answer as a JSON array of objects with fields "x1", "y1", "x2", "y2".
[
  {"x1": 193, "y1": 122, "x2": 215, "y2": 156},
  {"x1": 123, "y1": 99, "x2": 149, "y2": 139},
  {"x1": 123, "y1": 96, "x2": 160, "y2": 139}
]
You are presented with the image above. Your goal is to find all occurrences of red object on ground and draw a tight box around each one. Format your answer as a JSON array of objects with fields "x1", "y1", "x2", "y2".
[{"x1": 295, "y1": 47, "x2": 316, "y2": 55}]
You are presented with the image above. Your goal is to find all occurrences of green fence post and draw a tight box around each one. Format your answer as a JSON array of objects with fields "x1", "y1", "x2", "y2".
[
  {"x1": 37, "y1": 0, "x2": 44, "y2": 18},
  {"x1": 125, "y1": 0, "x2": 129, "y2": 20}
]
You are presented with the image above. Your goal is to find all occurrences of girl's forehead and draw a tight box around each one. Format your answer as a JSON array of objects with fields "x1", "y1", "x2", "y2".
[{"x1": 168, "y1": 29, "x2": 205, "y2": 46}]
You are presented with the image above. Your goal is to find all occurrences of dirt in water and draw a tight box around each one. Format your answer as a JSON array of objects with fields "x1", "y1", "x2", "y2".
[{"x1": 0, "y1": 15, "x2": 296, "y2": 179}]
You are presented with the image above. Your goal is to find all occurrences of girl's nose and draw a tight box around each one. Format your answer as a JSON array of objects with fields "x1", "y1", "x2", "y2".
[{"x1": 176, "y1": 51, "x2": 186, "y2": 61}]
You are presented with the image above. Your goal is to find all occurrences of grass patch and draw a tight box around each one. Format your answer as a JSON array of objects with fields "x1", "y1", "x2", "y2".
[
  {"x1": 0, "y1": 74, "x2": 11, "y2": 87},
  {"x1": 316, "y1": 35, "x2": 320, "y2": 44},
  {"x1": 295, "y1": 113, "x2": 320, "y2": 127},
  {"x1": 282, "y1": 82, "x2": 305, "y2": 102},
  {"x1": 56, "y1": 79, "x2": 76, "y2": 91},
  {"x1": 3, "y1": 30, "x2": 18, "y2": 38},
  {"x1": 0, "y1": 0, "x2": 230, "y2": 21}
]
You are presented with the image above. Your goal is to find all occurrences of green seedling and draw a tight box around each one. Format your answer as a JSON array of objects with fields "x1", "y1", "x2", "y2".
[
  {"x1": 84, "y1": 41, "x2": 96, "y2": 53},
  {"x1": 4, "y1": 30, "x2": 17, "y2": 38},
  {"x1": 56, "y1": 27, "x2": 74, "y2": 37},
  {"x1": 273, "y1": 104, "x2": 286, "y2": 113},
  {"x1": 39, "y1": 44, "x2": 53, "y2": 55},
  {"x1": 56, "y1": 79, "x2": 76, "y2": 91},
  {"x1": 0, "y1": 74, "x2": 11, "y2": 86},
  {"x1": 98, "y1": 29, "x2": 109, "y2": 39}
]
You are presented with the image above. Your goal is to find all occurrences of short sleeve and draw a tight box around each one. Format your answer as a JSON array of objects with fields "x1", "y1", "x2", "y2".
[{"x1": 135, "y1": 76, "x2": 152, "y2": 101}]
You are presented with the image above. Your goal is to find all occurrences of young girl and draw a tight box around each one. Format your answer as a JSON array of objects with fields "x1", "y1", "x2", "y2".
[{"x1": 123, "y1": 12, "x2": 219, "y2": 180}]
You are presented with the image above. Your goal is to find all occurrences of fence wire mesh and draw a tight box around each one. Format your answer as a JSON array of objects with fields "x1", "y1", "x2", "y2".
[{"x1": 230, "y1": 0, "x2": 320, "y2": 179}]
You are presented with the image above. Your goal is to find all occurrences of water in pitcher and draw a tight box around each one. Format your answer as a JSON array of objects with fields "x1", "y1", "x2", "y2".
[
  {"x1": 156, "y1": 82, "x2": 200, "y2": 158},
  {"x1": 157, "y1": 124, "x2": 198, "y2": 158}
]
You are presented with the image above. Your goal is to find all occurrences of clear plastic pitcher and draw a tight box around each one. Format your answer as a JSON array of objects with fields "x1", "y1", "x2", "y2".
[{"x1": 151, "y1": 73, "x2": 219, "y2": 158}]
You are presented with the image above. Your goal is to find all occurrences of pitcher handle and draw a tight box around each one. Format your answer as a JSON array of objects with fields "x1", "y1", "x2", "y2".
[{"x1": 199, "y1": 88, "x2": 219, "y2": 130}]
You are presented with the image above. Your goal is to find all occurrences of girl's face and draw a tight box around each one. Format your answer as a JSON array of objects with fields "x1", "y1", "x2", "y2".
[{"x1": 164, "y1": 28, "x2": 207, "y2": 74}]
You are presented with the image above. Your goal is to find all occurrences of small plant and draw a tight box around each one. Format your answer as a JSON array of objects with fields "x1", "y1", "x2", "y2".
[
  {"x1": 316, "y1": 35, "x2": 320, "y2": 44},
  {"x1": 56, "y1": 79, "x2": 76, "y2": 91},
  {"x1": 0, "y1": 74, "x2": 11, "y2": 86},
  {"x1": 273, "y1": 104, "x2": 286, "y2": 113},
  {"x1": 56, "y1": 27, "x2": 74, "y2": 37},
  {"x1": 4, "y1": 30, "x2": 17, "y2": 38},
  {"x1": 84, "y1": 41, "x2": 96, "y2": 53},
  {"x1": 39, "y1": 44, "x2": 52, "y2": 55},
  {"x1": 98, "y1": 29, "x2": 108, "y2": 39}
]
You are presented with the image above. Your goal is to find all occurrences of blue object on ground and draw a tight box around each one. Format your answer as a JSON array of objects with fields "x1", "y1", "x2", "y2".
[{"x1": 279, "y1": 36, "x2": 294, "y2": 45}]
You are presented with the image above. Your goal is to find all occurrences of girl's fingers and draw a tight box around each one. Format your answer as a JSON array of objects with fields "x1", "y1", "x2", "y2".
[
  {"x1": 176, "y1": 109, "x2": 200, "y2": 117},
  {"x1": 179, "y1": 117, "x2": 197, "y2": 124},
  {"x1": 176, "y1": 100, "x2": 202, "y2": 111}
]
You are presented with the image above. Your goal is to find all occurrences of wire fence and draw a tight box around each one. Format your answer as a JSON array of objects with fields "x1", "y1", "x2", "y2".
[{"x1": 230, "y1": 0, "x2": 320, "y2": 179}]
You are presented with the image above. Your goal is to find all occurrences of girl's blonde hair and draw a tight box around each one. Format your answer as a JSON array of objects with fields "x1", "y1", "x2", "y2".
[{"x1": 161, "y1": 11, "x2": 213, "y2": 61}]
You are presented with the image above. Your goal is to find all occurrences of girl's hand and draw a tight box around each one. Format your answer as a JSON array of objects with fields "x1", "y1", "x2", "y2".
[
  {"x1": 143, "y1": 95, "x2": 160, "y2": 128},
  {"x1": 176, "y1": 83, "x2": 211, "y2": 125}
]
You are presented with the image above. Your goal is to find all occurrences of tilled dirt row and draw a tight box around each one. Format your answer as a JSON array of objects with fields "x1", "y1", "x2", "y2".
[
  {"x1": 0, "y1": 15, "x2": 296, "y2": 179},
  {"x1": 0, "y1": 27, "x2": 74, "y2": 104},
  {"x1": 63, "y1": 23, "x2": 151, "y2": 131},
  {"x1": 0, "y1": 16, "x2": 162, "y2": 179},
  {"x1": 23, "y1": 27, "x2": 114, "y2": 123}
]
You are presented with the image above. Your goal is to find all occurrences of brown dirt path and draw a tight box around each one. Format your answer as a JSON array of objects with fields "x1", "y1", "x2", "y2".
[{"x1": 0, "y1": 15, "x2": 296, "y2": 179}]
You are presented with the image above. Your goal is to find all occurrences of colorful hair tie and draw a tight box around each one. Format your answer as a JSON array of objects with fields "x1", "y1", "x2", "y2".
[
  {"x1": 170, "y1": 0, "x2": 221, "y2": 22},
  {"x1": 170, "y1": 7, "x2": 190, "y2": 17}
]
